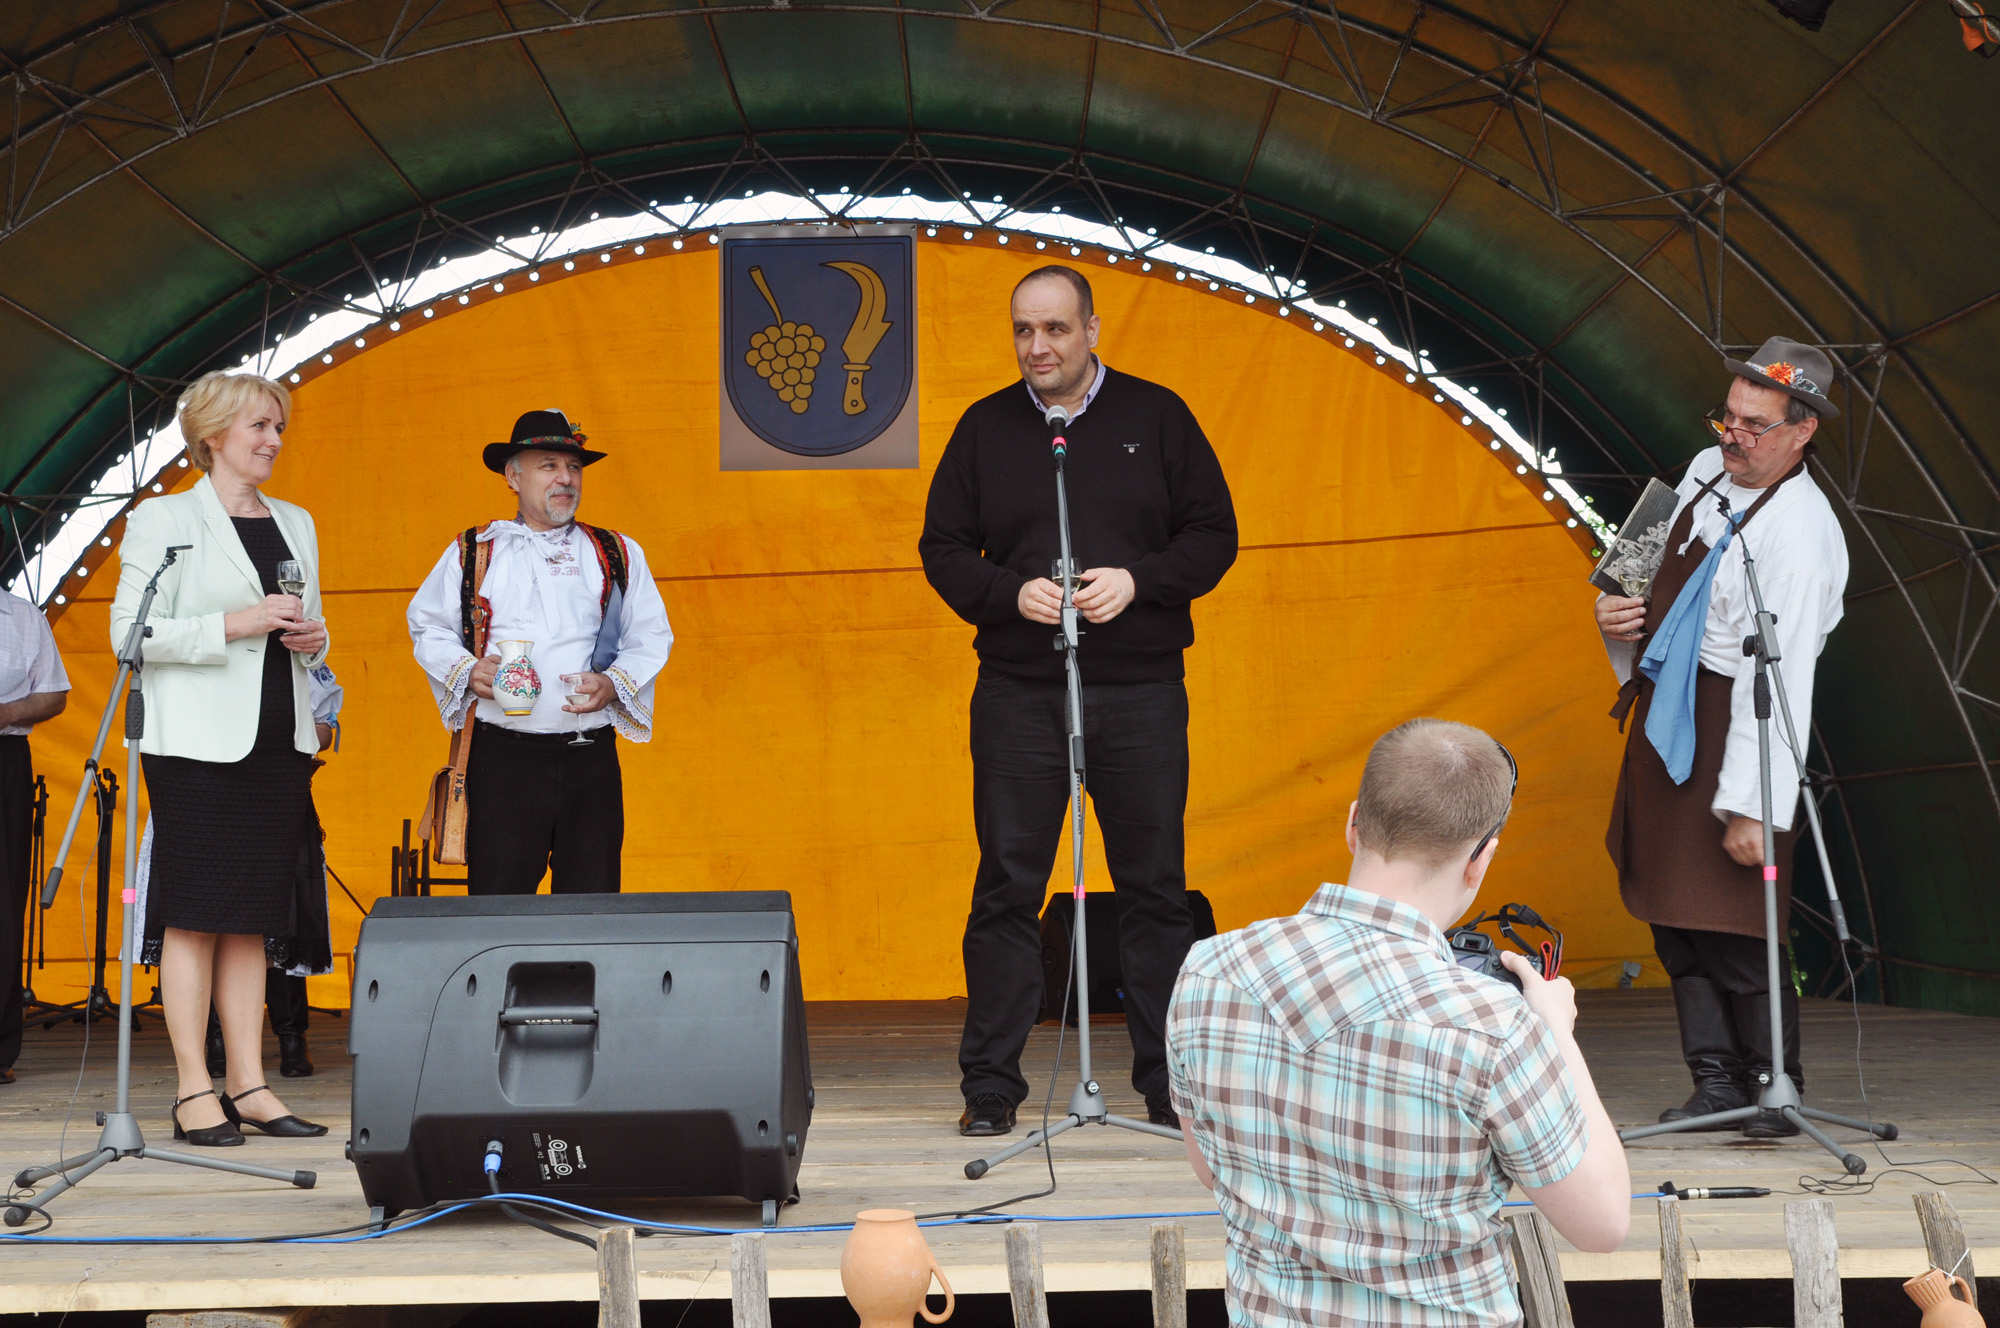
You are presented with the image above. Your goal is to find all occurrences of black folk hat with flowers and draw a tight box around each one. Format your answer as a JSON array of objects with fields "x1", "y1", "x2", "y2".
[
  {"x1": 1722, "y1": 337, "x2": 1841, "y2": 419},
  {"x1": 482, "y1": 408, "x2": 608, "y2": 474}
]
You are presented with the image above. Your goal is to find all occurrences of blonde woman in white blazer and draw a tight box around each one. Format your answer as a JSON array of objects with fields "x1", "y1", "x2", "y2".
[{"x1": 109, "y1": 371, "x2": 330, "y2": 1147}]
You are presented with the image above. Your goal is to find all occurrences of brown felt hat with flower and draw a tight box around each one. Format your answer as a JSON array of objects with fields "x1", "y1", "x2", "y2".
[
  {"x1": 1722, "y1": 337, "x2": 1840, "y2": 419},
  {"x1": 482, "y1": 408, "x2": 608, "y2": 474}
]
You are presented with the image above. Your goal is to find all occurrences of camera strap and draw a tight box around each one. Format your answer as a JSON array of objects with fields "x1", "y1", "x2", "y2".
[{"x1": 1460, "y1": 903, "x2": 1564, "y2": 980}]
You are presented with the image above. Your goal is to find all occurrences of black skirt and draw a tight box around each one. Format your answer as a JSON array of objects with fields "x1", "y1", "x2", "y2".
[{"x1": 139, "y1": 515, "x2": 323, "y2": 966}]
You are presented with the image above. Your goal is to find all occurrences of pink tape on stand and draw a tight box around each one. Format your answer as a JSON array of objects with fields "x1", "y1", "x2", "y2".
[
  {"x1": 121, "y1": 889, "x2": 137, "y2": 903},
  {"x1": 1762, "y1": 866, "x2": 1778, "y2": 882}
]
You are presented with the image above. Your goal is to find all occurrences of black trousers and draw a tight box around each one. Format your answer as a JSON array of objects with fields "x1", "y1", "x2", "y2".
[
  {"x1": 0, "y1": 736, "x2": 30, "y2": 1069},
  {"x1": 1651, "y1": 924, "x2": 1775, "y2": 994},
  {"x1": 465, "y1": 722, "x2": 623, "y2": 896},
  {"x1": 1652, "y1": 922, "x2": 1803, "y2": 1084},
  {"x1": 959, "y1": 672, "x2": 1194, "y2": 1106}
]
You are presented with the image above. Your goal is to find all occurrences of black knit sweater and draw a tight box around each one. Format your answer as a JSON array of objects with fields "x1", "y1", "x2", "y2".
[{"x1": 919, "y1": 367, "x2": 1238, "y2": 684}]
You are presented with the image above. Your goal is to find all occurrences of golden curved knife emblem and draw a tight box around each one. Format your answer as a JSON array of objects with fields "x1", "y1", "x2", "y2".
[{"x1": 823, "y1": 261, "x2": 893, "y2": 416}]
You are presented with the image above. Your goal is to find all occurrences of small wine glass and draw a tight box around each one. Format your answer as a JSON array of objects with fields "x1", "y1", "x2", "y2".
[
  {"x1": 560, "y1": 673, "x2": 595, "y2": 746},
  {"x1": 276, "y1": 558, "x2": 306, "y2": 600}
]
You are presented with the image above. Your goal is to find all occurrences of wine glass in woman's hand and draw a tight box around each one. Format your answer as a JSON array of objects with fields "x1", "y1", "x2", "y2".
[{"x1": 276, "y1": 559, "x2": 306, "y2": 599}]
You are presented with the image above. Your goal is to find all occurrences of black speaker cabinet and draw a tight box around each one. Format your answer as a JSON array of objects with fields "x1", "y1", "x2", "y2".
[
  {"x1": 1037, "y1": 890, "x2": 1218, "y2": 1024},
  {"x1": 347, "y1": 892, "x2": 812, "y2": 1224}
]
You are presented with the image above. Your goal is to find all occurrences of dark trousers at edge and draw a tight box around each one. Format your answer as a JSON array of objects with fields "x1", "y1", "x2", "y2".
[
  {"x1": 0, "y1": 736, "x2": 31, "y2": 1068},
  {"x1": 959, "y1": 671, "x2": 1194, "y2": 1106},
  {"x1": 465, "y1": 720, "x2": 624, "y2": 896}
]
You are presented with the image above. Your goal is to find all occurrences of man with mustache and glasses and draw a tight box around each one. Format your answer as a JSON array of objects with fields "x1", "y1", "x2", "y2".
[
  {"x1": 408, "y1": 410, "x2": 674, "y2": 894},
  {"x1": 1595, "y1": 338, "x2": 1847, "y2": 1139}
]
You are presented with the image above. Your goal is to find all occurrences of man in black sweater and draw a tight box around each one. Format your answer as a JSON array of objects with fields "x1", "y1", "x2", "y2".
[{"x1": 919, "y1": 265, "x2": 1238, "y2": 1136}]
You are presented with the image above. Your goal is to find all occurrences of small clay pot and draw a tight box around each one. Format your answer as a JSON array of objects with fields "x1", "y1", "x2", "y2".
[
  {"x1": 840, "y1": 1208, "x2": 954, "y2": 1327},
  {"x1": 1904, "y1": 1267, "x2": 1985, "y2": 1328}
]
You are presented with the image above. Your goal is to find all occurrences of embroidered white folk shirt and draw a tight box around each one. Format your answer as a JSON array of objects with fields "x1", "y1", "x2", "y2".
[
  {"x1": 1, "y1": 592, "x2": 71, "y2": 736},
  {"x1": 1602, "y1": 446, "x2": 1847, "y2": 831},
  {"x1": 407, "y1": 520, "x2": 674, "y2": 741}
]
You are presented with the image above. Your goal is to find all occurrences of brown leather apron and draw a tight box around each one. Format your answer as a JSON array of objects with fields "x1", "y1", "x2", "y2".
[{"x1": 1604, "y1": 466, "x2": 1802, "y2": 940}]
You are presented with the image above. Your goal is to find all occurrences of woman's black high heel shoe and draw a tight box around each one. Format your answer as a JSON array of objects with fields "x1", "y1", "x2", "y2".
[
  {"x1": 171, "y1": 1089, "x2": 245, "y2": 1147},
  {"x1": 222, "y1": 1084, "x2": 328, "y2": 1138}
]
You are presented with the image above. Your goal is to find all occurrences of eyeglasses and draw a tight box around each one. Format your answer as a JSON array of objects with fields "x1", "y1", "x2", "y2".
[
  {"x1": 1468, "y1": 740, "x2": 1518, "y2": 865},
  {"x1": 1705, "y1": 406, "x2": 1789, "y2": 447}
]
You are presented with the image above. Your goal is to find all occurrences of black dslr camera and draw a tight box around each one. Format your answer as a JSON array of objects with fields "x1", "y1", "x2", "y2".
[{"x1": 1447, "y1": 903, "x2": 1563, "y2": 992}]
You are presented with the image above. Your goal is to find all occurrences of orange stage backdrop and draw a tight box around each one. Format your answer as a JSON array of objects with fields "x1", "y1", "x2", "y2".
[{"x1": 27, "y1": 238, "x2": 1656, "y2": 1010}]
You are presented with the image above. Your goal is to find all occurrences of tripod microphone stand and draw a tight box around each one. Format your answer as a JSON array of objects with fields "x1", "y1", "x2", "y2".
[
  {"x1": 1617, "y1": 518, "x2": 1894, "y2": 1173},
  {"x1": 965, "y1": 406, "x2": 1183, "y2": 1183},
  {"x1": 6, "y1": 545, "x2": 314, "y2": 1227}
]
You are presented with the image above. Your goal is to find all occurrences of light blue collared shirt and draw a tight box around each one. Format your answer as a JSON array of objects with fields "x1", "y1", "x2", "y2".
[{"x1": 1024, "y1": 356, "x2": 1107, "y2": 421}]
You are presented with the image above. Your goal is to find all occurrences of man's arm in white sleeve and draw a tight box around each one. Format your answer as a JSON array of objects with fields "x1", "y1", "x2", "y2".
[
  {"x1": 1712, "y1": 568, "x2": 1837, "y2": 832},
  {"x1": 601, "y1": 537, "x2": 672, "y2": 742}
]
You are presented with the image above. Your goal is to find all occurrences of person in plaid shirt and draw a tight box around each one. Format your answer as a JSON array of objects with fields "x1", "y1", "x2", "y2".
[{"x1": 1168, "y1": 718, "x2": 1630, "y2": 1326}]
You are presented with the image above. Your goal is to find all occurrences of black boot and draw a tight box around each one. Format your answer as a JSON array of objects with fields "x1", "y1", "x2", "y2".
[
  {"x1": 204, "y1": 1009, "x2": 225, "y2": 1078},
  {"x1": 1658, "y1": 976, "x2": 1751, "y2": 1127},
  {"x1": 267, "y1": 971, "x2": 313, "y2": 1078},
  {"x1": 1733, "y1": 985, "x2": 1803, "y2": 1139}
]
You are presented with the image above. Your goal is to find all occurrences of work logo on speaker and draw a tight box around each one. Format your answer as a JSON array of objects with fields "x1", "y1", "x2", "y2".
[{"x1": 719, "y1": 230, "x2": 917, "y2": 470}]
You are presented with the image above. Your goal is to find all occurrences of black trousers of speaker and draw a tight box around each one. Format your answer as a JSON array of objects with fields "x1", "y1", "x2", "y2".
[
  {"x1": 1036, "y1": 889, "x2": 1218, "y2": 1026},
  {"x1": 347, "y1": 892, "x2": 812, "y2": 1221}
]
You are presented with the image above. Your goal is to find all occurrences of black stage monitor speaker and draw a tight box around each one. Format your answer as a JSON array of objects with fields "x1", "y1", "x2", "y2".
[
  {"x1": 347, "y1": 892, "x2": 812, "y2": 1224},
  {"x1": 1037, "y1": 890, "x2": 1218, "y2": 1024}
]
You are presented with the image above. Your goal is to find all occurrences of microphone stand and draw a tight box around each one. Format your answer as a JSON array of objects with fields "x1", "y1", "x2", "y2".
[
  {"x1": 7, "y1": 545, "x2": 314, "y2": 1227},
  {"x1": 1616, "y1": 515, "x2": 1894, "y2": 1172},
  {"x1": 965, "y1": 412, "x2": 1182, "y2": 1182}
]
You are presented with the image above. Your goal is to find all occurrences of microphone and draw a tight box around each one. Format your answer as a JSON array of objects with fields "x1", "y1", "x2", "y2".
[{"x1": 1046, "y1": 404, "x2": 1072, "y2": 467}]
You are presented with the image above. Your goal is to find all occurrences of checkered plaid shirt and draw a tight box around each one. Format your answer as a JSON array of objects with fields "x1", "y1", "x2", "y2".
[{"x1": 1168, "y1": 883, "x2": 1588, "y2": 1327}]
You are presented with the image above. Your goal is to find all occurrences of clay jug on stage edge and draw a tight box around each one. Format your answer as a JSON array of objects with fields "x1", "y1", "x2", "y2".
[
  {"x1": 1904, "y1": 1268, "x2": 1985, "y2": 1327},
  {"x1": 840, "y1": 1209, "x2": 954, "y2": 1328},
  {"x1": 493, "y1": 640, "x2": 541, "y2": 716}
]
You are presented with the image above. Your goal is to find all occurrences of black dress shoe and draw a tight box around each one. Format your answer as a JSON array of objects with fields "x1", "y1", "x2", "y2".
[
  {"x1": 1146, "y1": 1096, "x2": 1181, "y2": 1130},
  {"x1": 1658, "y1": 1079, "x2": 1751, "y2": 1129},
  {"x1": 1741, "y1": 1108, "x2": 1800, "y2": 1139},
  {"x1": 277, "y1": 1033, "x2": 314, "y2": 1079},
  {"x1": 958, "y1": 1093, "x2": 1017, "y2": 1137},
  {"x1": 172, "y1": 1089, "x2": 244, "y2": 1147},
  {"x1": 0, "y1": 1066, "x2": 15, "y2": 1085},
  {"x1": 222, "y1": 1084, "x2": 329, "y2": 1138}
]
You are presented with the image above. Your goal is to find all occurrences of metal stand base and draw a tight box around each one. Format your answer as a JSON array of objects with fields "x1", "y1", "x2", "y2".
[
  {"x1": 966, "y1": 1079, "x2": 1185, "y2": 1179},
  {"x1": 6, "y1": 1113, "x2": 313, "y2": 1224}
]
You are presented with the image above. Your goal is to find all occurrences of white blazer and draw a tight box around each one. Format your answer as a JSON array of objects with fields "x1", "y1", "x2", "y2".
[{"x1": 108, "y1": 475, "x2": 327, "y2": 762}]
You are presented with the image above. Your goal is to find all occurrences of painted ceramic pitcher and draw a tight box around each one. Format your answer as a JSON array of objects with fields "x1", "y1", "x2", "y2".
[
  {"x1": 840, "y1": 1209, "x2": 954, "y2": 1328},
  {"x1": 1903, "y1": 1268, "x2": 1985, "y2": 1327},
  {"x1": 493, "y1": 640, "x2": 541, "y2": 717}
]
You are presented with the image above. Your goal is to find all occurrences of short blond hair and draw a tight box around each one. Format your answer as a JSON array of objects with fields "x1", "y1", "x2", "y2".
[
  {"x1": 177, "y1": 371, "x2": 290, "y2": 471},
  {"x1": 1354, "y1": 719, "x2": 1514, "y2": 869}
]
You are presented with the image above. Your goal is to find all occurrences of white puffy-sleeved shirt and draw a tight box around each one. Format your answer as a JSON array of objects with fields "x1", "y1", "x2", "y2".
[
  {"x1": 1, "y1": 592, "x2": 70, "y2": 736},
  {"x1": 407, "y1": 520, "x2": 674, "y2": 741},
  {"x1": 1604, "y1": 446, "x2": 1847, "y2": 832}
]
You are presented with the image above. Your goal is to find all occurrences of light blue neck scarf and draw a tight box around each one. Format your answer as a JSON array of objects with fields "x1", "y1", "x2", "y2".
[{"x1": 1638, "y1": 501, "x2": 1743, "y2": 784}]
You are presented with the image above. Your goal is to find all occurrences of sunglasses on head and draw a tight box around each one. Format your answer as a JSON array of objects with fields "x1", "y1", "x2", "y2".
[{"x1": 1468, "y1": 740, "x2": 1517, "y2": 864}]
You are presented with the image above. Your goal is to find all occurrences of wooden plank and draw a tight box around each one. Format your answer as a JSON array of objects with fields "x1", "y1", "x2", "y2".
[
  {"x1": 1786, "y1": 1198, "x2": 1842, "y2": 1328},
  {"x1": 1657, "y1": 1196, "x2": 1693, "y2": 1328},
  {"x1": 597, "y1": 1227, "x2": 639, "y2": 1328},
  {"x1": 1006, "y1": 1223, "x2": 1050, "y2": 1328},
  {"x1": 1916, "y1": 1191, "x2": 1979, "y2": 1307},
  {"x1": 1150, "y1": 1222, "x2": 1187, "y2": 1328},
  {"x1": 732, "y1": 1231, "x2": 771, "y2": 1328},
  {"x1": 1507, "y1": 1210, "x2": 1574, "y2": 1328}
]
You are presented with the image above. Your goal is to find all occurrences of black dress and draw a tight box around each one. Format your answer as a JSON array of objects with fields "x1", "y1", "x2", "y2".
[{"x1": 140, "y1": 517, "x2": 317, "y2": 965}]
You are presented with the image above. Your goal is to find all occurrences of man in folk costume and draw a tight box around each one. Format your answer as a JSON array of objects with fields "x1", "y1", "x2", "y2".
[
  {"x1": 1596, "y1": 338, "x2": 1848, "y2": 1139},
  {"x1": 408, "y1": 410, "x2": 674, "y2": 894}
]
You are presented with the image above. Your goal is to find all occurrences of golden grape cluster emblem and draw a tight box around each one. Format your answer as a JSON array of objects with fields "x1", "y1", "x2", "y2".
[{"x1": 746, "y1": 267, "x2": 826, "y2": 414}]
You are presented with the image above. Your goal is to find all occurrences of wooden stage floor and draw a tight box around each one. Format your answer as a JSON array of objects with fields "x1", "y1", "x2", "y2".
[{"x1": 1, "y1": 991, "x2": 1996, "y2": 1314}]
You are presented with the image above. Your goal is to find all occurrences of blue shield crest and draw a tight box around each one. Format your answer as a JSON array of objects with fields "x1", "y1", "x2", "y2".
[{"x1": 722, "y1": 235, "x2": 915, "y2": 457}]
